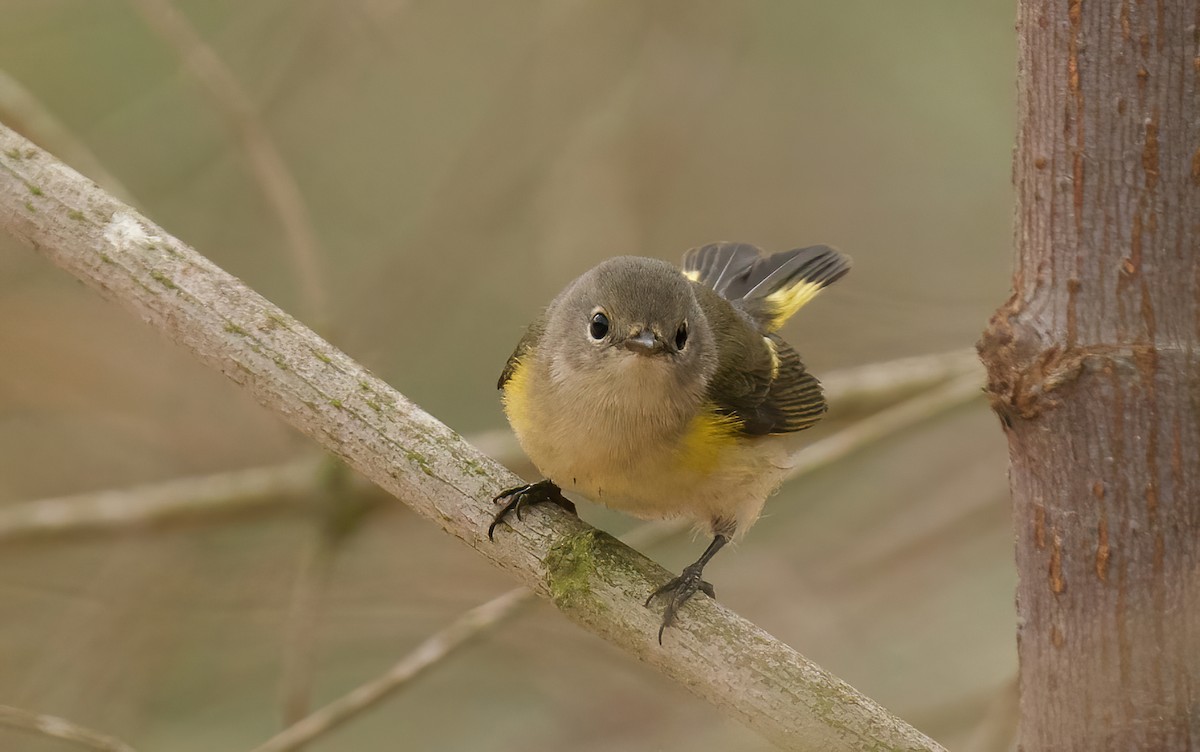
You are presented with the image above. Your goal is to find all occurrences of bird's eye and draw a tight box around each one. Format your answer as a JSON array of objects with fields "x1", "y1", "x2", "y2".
[
  {"x1": 589, "y1": 311, "x2": 610, "y2": 340},
  {"x1": 675, "y1": 322, "x2": 688, "y2": 350}
]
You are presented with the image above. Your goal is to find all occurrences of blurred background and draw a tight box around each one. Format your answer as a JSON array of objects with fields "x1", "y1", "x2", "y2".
[{"x1": 0, "y1": 2, "x2": 1016, "y2": 750}]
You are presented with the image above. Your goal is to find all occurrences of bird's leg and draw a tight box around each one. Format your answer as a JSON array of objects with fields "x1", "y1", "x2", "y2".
[
  {"x1": 487, "y1": 480, "x2": 577, "y2": 540},
  {"x1": 645, "y1": 533, "x2": 728, "y2": 643}
]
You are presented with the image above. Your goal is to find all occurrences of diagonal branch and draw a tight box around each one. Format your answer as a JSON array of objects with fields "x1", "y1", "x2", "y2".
[
  {"x1": 0, "y1": 123, "x2": 945, "y2": 752},
  {"x1": 0, "y1": 705, "x2": 137, "y2": 752}
]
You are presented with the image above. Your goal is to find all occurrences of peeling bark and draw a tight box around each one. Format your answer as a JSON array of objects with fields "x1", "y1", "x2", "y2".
[{"x1": 980, "y1": 1, "x2": 1200, "y2": 749}]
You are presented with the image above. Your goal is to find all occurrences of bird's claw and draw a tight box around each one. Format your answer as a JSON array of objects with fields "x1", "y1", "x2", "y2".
[
  {"x1": 644, "y1": 562, "x2": 716, "y2": 644},
  {"x1": 487, "y1": 480, "x2": 576, "y2": 540}
]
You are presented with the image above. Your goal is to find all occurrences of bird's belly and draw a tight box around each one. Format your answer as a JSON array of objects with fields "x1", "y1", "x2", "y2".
[
  {"x1": 503, "y1": 356, "x2": 791, "y2": 533},
  {"x1": 517, "y1": 412, "x2": 791, "y2": 532}
]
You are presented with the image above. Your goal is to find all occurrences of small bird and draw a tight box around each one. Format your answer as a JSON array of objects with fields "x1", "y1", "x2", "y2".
[{"x1": 489, "y1": 242, "x2": 850, "y2": 641}]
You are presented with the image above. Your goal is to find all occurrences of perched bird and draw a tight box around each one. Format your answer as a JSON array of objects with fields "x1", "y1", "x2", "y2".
[{"x1": 489, "y1": 242, "x2": 850, "y2": 641}]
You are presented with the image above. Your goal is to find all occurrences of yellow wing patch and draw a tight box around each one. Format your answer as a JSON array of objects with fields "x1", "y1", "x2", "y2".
[
  {"x1": 762, "y1": 280, "x2": 824, "y2": 332},
  {"x1": 676, "y1": 408, "x2": 743, "y2": 473},
  {"x1": 764, "y1": 336, "x2": 781, "y2": 379}
]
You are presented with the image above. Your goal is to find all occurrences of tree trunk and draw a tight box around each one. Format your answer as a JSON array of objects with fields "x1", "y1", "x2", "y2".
[{"x1": 979, "y1": 1, "x2": 1200, "y2": 749}]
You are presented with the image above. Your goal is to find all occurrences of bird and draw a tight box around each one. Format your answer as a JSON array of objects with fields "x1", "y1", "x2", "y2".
[{"x1": 488, "y1": 241, "x2": 850, "y2": 641}]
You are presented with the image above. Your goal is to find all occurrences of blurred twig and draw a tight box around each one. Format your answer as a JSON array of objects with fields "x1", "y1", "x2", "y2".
[
  {"x1": 278, "y1": 533, "x2": 336, "y2": 732},
  {"x1": 129, "y1": 0, "x2": 329, "y2": 329},
  {"x1": 249, "y1": 588, "x2": 529, "y2": 752},
  {"x1": 276, "y1": 461, "x2": 377, "y2": 733},
  {"x1": 248, "y1": 374, "x2": 983, "y2": 752},
  {"x1": 0, "y1": 459, "x2": 325, "y2": 543},
  {"x1": 0, "y1": 705, "x2": 137, "y2": 752},
  {"x1": 0, "y1": 71, "x2": 137, "y2": 205},
  {"x1": 821, "y1": 348, "x2": 979, "y2": 414},
  {"x1": 0, "y1": 124, "x2": 946, "y2": 751},
  {"x1": 789, "y1": 371, "x2": 983, "y2": 476}
]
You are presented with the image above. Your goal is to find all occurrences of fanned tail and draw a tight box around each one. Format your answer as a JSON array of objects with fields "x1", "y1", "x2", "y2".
[{"x1": 681, "y1": 242, "x2": 851, "y2": 332}]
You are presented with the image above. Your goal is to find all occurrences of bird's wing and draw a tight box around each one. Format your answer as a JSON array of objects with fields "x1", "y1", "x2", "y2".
[
  {"x1": 705, "y1": 332, "x2": 826, "y2": 436},
  {"x1": 498, "y1": 317, "x2": 545, "y2": 390}
]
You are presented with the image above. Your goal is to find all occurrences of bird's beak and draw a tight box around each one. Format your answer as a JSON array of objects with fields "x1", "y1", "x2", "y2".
[{"x1": 623, "y1": 329, "x2": 668, "y2": 355}]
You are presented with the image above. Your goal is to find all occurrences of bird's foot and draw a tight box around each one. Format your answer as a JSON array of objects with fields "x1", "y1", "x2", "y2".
[
  {"x1": 487, "y1": 480, "x2": 576, "y2": 540},
  {"x1": 644, "y1": 562, "x2": 716, "y2": 644}
]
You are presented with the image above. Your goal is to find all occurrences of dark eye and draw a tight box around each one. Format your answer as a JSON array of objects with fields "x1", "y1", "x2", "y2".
[
  {"x1": 589, "y1": 311, "x2": 610, "y2": 340},
  {"x1": 675, "y1": 322, "x2": 688, "y2": 350}
]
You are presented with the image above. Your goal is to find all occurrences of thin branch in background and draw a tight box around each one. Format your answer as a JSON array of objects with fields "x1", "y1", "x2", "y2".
[
  {"x1": 278, "y1": 534, "x2": 336, "y2": 730},
  {"x1": 248, "y1": 373, "x2": 984, "y2": 752},
  {"x1": 0, "y1": 704, "x2": 137, "y2": 752},
  {"x1": 249, "y1": 588, "x2": 529, "y2": 752},
  {"x1": 0, "y1": 71, "x2": 137, "y2": 206},
  {"x1": 788, "y1": 371, "x2": 983, "y2": 478},
  {"x1": 276, "y1": 462, "x2": 377, "y2": 732},
  {"x1": 128, "y1": 0, "x2": 329, "y2": 330},
  {"x1": 0, "y1": 459, "x2": 326, "y2": 543},
  {"x1": 821, "y1": 348, "x2": 980, "y2": 414}
]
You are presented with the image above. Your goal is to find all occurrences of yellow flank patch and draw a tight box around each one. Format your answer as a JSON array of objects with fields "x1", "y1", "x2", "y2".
[
  {"x1": 682, "y1": 269, "x2": 701, "y2": 282},
  {"x1": 763, "y1": 280, "x2": 823, "y2": 331},
  {"x1": 677, "y1": 408, "x2": 742, "y2": 473},
  {"x1": 501, "y1": 357, "x2": 533, "y2": 436}
]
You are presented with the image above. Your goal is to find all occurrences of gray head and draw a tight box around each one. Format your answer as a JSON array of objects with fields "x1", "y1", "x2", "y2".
[{"x1": 542, "y1": 257, "x2": 717, "y2": 408}]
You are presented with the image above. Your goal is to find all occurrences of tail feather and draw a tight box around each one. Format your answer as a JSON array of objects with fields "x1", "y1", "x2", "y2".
[{"x1": 682, "y1": 242, "x2": 850, "y2": 332}]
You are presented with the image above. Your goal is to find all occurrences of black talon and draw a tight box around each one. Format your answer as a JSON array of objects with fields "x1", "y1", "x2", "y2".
[
  {"x1": 487, "y1": 480, "x2": 576, "y2": 540},
  {"x1": 644, "y1": 534, "x2": 728, "y2": 644}
]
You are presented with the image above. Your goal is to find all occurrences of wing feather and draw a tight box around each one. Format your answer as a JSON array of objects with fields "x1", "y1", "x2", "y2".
[{"x1": 682, "y1": 241, "x2": 850, "y2": 332}]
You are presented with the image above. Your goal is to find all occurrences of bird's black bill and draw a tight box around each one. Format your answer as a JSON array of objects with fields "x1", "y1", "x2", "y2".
[
  {"x1": 488, "y1": 480, "x2": 577, "y2": 539},
  {"x1": 645, "y1": 534, "x2": 728, "y2": 644}
]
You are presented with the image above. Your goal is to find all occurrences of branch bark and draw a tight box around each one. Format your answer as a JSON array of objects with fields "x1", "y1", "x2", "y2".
[
  {"x1": 0, "y1": 122, "x2": 943, "y2": 751},
  {"x1": 980, "y1": 2, "x2": 1200, "y2": 749}
]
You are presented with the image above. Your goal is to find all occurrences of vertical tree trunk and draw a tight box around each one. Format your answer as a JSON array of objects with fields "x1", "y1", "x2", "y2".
[{"x1": 980, "y1": 1, "x2": 1200, "y2": 749}]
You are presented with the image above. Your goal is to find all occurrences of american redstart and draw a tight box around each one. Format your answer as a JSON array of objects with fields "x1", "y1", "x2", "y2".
[{"x1": 489, "y1": 242, "x2": 851, "y2": 641}]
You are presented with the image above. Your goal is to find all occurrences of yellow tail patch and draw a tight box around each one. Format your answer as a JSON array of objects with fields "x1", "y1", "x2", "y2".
[{"x1": 762, "y1": 280, "x2": 824, "y2": 332}]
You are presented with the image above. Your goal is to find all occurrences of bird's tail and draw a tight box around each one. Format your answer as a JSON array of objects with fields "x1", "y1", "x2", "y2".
[{"x1": 681, "y1": 242, "x2": 851, "y2": 332}]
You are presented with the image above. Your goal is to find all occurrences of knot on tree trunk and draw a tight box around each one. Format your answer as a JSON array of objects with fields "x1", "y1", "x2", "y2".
[{"x1": 977, "y1": 295, "x2": 1087, "y2": 426}]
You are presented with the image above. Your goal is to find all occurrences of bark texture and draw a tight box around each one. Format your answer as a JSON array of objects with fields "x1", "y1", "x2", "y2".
[{"x1": 980, "y1": 1, "x2": 1200, "y2": 749}]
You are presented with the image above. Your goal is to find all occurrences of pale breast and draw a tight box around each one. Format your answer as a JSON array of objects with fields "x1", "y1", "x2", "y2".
[{"x1": 505, "y1": 354, "x2": 792, "y2": 535}]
